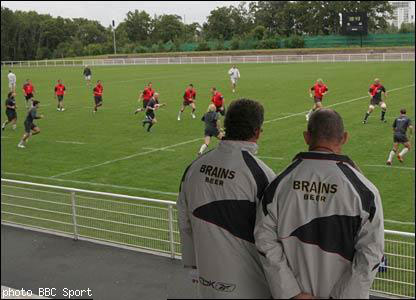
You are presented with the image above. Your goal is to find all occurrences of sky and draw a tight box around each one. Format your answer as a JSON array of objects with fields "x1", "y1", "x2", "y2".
[{"x1": 1, "y1": 1, "x2": 242, "y2": 27}]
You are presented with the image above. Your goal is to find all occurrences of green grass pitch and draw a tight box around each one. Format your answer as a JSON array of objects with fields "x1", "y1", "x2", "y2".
[{"x1": 1, "y1": 61, "x2": 414, "y2": 234}]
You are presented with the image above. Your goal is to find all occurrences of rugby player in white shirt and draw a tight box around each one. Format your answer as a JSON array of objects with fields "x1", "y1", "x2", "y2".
[
  {"x1": 228, "y1": 65, "x2": 240, "y2": 93},
  {"x1": 8, "y1": 70, "x2": 17, "y2": 93}
]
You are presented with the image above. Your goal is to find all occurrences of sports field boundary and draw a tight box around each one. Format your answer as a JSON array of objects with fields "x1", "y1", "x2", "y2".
[{"x1": 2, "y1": 52, "x2": 414, "y2": 68}]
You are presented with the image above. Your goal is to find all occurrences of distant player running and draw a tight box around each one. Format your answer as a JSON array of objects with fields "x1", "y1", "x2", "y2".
[
  {"x1": 8, "y1": 70, "x2": 16, "y2": 93},
  {"x1": 228, "y1": 65, "x2": 240, "y2": 93},
  {"x1": 93, "y1": 80, "x2": 104, "y2": 113},
  {"x1": 363, "y1": 78, "x2": 387, "y2": 124},
  {"x1": 387, "y1": 108, "x2": 413, "y2": 165},
  {"x1": 54, "y1": 79, "x2": 66, "y2": 111},
  {"x1": 17, "y1": 100, "x2": 43, "y2": 148},
  {"x1": 306, "y1": 78, "x2": 328, "y2": 121},
  {"x1": 22, "y1": 79, "x2": 35, "y2": 109},
  {"x1": 142, "y1": 93, "x2": 165, "y2": 132},
  {"x1": 211, "y1": 87, "x2": 225, "y2": 116},
  {"x1": 2, "y1": 92, "x2": 17, "y2": 131},
  {"x1": 198, "y1": 104, "x2": 224, "y2": 155},
  {"x1": 178, "y1": 84, "x2": 196, "y2": 120},
  {"x1": 135, "y1": 82, "x2": 155, "y2": 114},
  {"x1": 83, "y1": 65, "x2": 92, "y2": 87}
]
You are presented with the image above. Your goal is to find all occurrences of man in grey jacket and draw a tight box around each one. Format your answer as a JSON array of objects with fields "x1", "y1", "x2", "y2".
[
  {"x1": 255, "y1": 109, "x2": 384, "y2": 299},
  {"x1": 177, "y1": 99, "x2": 275, "y2": 298}
]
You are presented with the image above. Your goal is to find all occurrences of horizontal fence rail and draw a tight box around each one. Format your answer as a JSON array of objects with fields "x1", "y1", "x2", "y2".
[
  {"x1": 1, "y1": 178, "x2": 414, "y2": 298},
  {"x1": 1, "y1": 53, "x2": 414, "y2": 68}
]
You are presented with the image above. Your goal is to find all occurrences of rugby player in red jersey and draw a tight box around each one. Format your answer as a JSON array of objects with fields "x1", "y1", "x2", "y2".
[
  {"x1": 54, "y1": 79, "x2": 66, "y2": 111},
  {"x1": 178, "y1": 84, "x2": 197, "y2": 121},
  {"x1": 211, "y1": 87, "x2": 225, "y2": 116},
  {"x1": 135, "y1": 82, "x2": 155, "y2": 114},
  {"x1": 363, "y1": 78, "x2": 388, "y2": 124},
  {"x1": 22, "y1": 79, "x2": 35, "y2": 109},
  {"x1": 93, "y1": 80, "x2": 104, "y2": 113},
  {"x1": 306, "y1": 78, "x2": 328, "y2": 121}
]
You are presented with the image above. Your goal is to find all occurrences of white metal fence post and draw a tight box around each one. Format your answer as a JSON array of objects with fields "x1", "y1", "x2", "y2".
[
  {"x1": 168, "y1": 205, "x2": 175, "y2": 259},
  {"x1": 71, "y1": 191, "x2": 78, "y2": 240}
]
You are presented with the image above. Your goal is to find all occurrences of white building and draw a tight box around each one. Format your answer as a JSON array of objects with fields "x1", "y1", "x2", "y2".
[{"x1": 389, "y1": 1, "x2": 415, "y2": 28}]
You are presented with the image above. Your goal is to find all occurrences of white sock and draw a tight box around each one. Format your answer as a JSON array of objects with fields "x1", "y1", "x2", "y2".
[
  {"x1": 399, "y1": 148, "x2": 409, "y2": 157},
  {"x1": 199, "y1": 144, "x2": 208, "y2": 154},
  {"x1": 2, "y1": 122, "x2": 6, "y2": 128},
  {"x1": 387, "y1": 150, "x2": 395, "y2": 162},
  {"x1": 12, "y1": 124, "x2": 16, "y2": 130}
]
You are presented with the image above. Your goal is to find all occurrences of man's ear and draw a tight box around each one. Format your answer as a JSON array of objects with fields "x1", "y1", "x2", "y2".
[
  {"x1": 341, "y1": 132, "x2": 349, "y2": 145},
  {"x1": 303, "y1": 131, "x2": 311, "y2": 145},
  {"x1": 254, "y1": 128, "x2": 261, "y2": 141}
]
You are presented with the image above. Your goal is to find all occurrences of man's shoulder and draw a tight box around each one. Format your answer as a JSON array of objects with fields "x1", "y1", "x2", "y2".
[
  {"x1": 242, "y1": 151, "x2": 275, "y2": 180},
  {"x1": 336, "y1": 161, "x2": 380, "y2": 197}
]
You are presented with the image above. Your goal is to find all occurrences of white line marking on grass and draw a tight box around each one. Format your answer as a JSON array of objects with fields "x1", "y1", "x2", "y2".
[
  {"x1": 263, "y1": 84, "x2": 415, "y2": 124},
  {"x1": 2, "y1": 172, "x2": 179, "y2": 197},
  {"x1": 384, "y1": 219, "x2": 415, "y2": 225},
  {"x1": 1, "y1": 136, "x2": 11, "y2": 139},
  {"x1": 50, "y1": 137, "x2": 202, "y2": 178},
  {"x1": 142, "y1": 147, "x2": 175, "y2": 152},
  {"x1": 363, "y1": 164, "x2": 415, "y2": 171},
  {"x1": 257, "y1": 156, "x2": 284, "y2": 160},
  {"x1": 56, "y1": 141, "x2": 86, "y2": 145}
]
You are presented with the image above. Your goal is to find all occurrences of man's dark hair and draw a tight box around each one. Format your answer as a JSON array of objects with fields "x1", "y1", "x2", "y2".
[
  {"x1": 7, "y1": 92, "x2": 13, "y2": 98},
  {"x1": 32, "y1": 100, "x2": 40, "y2": 106},
  {"x1": 212, "y1": 87, "x2": 216, "y2": 91},
  {"x1": 224, "y1": 99, "x2": 264, "y2": 141},
  {"x1": 308, "y1": 109, "x2": 344, "y2": 144},
  {"x1": 400, "y1": 108, "x2": 406, "y2": 114},
  {"x1": 189, "y1": 84, "x2": 193, "y2": 87}
]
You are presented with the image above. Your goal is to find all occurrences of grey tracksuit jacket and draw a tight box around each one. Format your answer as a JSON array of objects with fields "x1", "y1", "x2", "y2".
[
  {"x1": 254, "y1": 151, "x2": 384, "y2": 299},
  {"x1": 177, "y1": 140, "x2": 276, "y2": 299}
]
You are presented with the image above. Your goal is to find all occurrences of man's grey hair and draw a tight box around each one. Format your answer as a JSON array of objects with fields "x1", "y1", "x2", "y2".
[{"x1": 307, "y1": 109, "x2": 344, "y2": 144}]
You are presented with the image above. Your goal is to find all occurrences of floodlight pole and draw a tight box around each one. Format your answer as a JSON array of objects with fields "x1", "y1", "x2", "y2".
[{"x1": 112, "y1": 20, "x2": 117, "y2": 55}]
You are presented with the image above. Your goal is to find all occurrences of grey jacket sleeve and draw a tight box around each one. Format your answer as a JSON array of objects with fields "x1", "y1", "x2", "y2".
[
  {"x1": 330, "y1": 189, "x2": 384, "y2": 299},
  {"x1": 177, "y1": 171, "x2": 197, "y2": 269},
  {"x1": 254, "y1": 186, "x2": 301, "y2": 299}
]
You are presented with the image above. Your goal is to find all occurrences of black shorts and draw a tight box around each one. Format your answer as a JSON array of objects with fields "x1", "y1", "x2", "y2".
[
  {"x1": 393, "y1": 133, "x2": 408, "y2": 144},
  {"x1": 146, "y1": 111, "x2": 155, "y2": 121},
  {"x1": 183, "y1": 99, "x2": 194, "y2": 106},
  {"x1": 6, "y1": 110, "x2": 16, "y2": 121},
  {"x1": 57, "y1": 95, "x2": 64, "y2": 102},
  {"x1": 216, "y1": 106, "x2": 225, "y2": 116},
  {"x1": 371, "y1": 97, "x2": 382, "y2": 106},
  {"x1": 25, "y1": 93, "x2": 33, "y2": 101},
  {"x1": 143, "y1": 100, "x2": 150, "y2": 109},
  {"x1": 24, "y1": 122, "x2": 36, "y2": 133},
  {"x1": 205, "y1": 127, "x2": 220, "y2": 137},
  {"x1": 314, "y1": 96, "x2": 323, "y2": 104},
  {"x1": 94, "y1": 96, "x2": 102, "y2": 105}
]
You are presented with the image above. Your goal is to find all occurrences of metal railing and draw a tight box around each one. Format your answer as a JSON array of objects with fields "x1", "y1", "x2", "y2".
[
  {"x1": 1, "y1": 178, "x2": 414, "y2": 298},
  {"x1": 1, "y1": 52, "x2": 414, "y2": 68}
]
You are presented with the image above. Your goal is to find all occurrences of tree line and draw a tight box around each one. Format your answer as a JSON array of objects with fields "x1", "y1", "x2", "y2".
[{"x1": 1, "y1": 1, "x2": 412, "y2": 61}]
